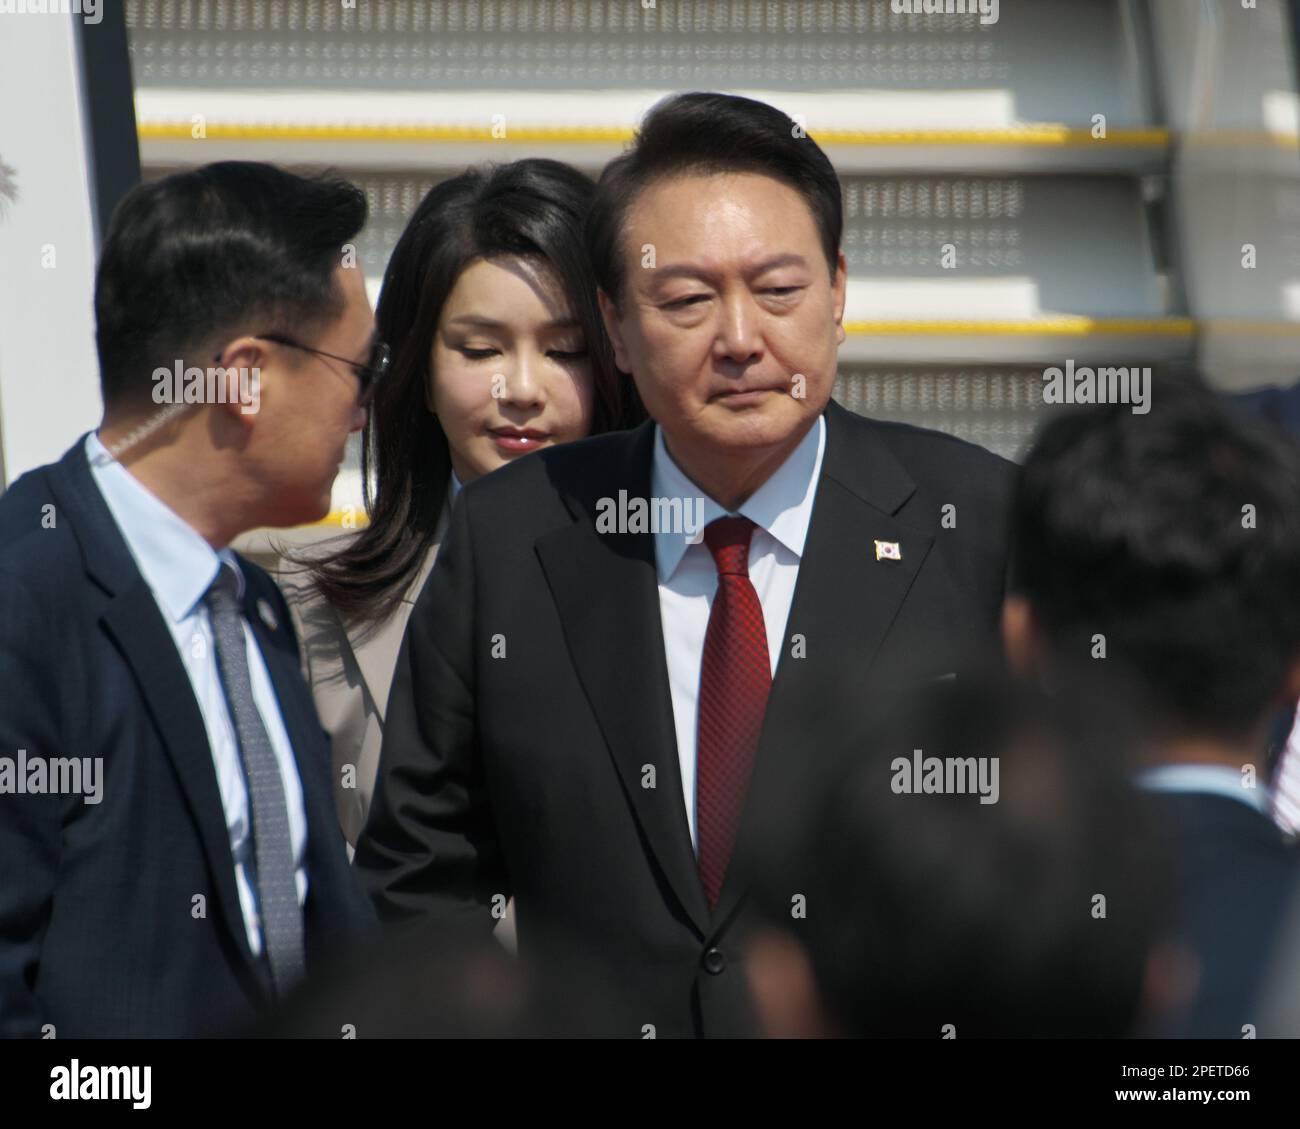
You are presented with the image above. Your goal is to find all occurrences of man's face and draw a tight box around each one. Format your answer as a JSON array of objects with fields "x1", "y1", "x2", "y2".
[
  {"x1": 253, "y1": 263, "x2": 372, "y2": 526},
  {"x1": 599, "y1": 171, "x2": 846, "y2": 476}
]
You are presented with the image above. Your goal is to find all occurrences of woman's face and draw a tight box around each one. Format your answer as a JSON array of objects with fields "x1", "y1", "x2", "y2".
[{"x1": 429, "y1": 256, "x2": 598, "y2": 484}]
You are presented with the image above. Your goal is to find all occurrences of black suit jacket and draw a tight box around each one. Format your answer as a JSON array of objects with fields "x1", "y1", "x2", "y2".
[
  {"x1": 0, "y1": 437, "x2": 375, "y2": 1038},
  {"x1": 1147, "y1": 790, "x2": 1300, "y2": 1038},
  {"x1": 356, "y1": 400, "x2": 1016, "y2": 1036}
]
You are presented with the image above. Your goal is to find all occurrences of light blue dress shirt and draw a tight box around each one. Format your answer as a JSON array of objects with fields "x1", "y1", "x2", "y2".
[
  {"x1": 86, "y1": 432, "x2": 308, "y2": 957},
  {"x1": 1136, "y1": 763, "x2": 1272, "y2": 817}
]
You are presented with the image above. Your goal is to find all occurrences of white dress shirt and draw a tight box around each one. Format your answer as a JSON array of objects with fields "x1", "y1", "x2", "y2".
[
  {"x1": 652, "y1": 415, "x2": 826, "y2": 852},
  {"x1": 86, "y1": 432, "x2": 308, "y2": 957}
]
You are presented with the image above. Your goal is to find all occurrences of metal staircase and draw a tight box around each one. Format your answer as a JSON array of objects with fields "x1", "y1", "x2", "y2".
[{"x1": 121, "y1": 0, "x2": 1300, "y2": 534}]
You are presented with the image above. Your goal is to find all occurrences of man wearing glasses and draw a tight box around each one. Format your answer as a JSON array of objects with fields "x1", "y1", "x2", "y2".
[{"x1": 0, "y1": 161, "x2": 380, "y2": 1037}]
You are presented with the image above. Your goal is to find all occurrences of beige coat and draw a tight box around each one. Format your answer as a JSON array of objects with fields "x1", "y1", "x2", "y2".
[
  {"x1": 275, "y1": 513, "x2": 444, "y2": 850},
  {"x1": 274, "y1": 506, "x2": 518, "y2": 955}
]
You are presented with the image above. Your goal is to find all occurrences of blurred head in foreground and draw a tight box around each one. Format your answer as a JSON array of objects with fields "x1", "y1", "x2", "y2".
[
  {"x1": 1004, "y1": 370, "x2": 1300, "y2": 760},
  {"x1": 258, "y1": 917, "x2": 634, "y2": 1038},
  {"x1": 743, "y1": 675, "x2": 1171, "y2": 1037}
]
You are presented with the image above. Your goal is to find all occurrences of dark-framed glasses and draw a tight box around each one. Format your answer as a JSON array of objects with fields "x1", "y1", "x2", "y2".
[{"x1": 252, "y1": 333, "x2": 391, "y2": 405}]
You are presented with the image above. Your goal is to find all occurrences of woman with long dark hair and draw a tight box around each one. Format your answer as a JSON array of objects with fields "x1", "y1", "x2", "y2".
[{"x1": 279, "y1": 159, "x2": 640, "y2": 850}]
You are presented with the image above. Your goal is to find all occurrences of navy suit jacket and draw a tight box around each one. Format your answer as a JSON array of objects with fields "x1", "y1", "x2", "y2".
[
  {"x1": 0, "y1": 437, "x2": 375, "y2": 1037},
  {"x1": 1228, "y1": 380, "x2": 1300, "y2": 438},
  {"x1": 1148, "y1": 790, "x2": 1300, "y2": 1038}
]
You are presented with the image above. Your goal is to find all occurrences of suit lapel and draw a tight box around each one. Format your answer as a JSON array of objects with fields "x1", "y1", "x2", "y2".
[
  {"x1": 533, "y1": 405, "x2": 937, "y2": 936},
  {"x1": 48, "y1": 438, "x2": 264, "y2": 990},
  {"x1": 712, "y1": 402, "x2": 935, "y2": 927},
  {"x1": 535, "y1": 423, "x2": 711, "y2": 936}
]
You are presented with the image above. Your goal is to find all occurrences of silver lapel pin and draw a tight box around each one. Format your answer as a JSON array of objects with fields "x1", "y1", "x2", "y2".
[{"x1": 256, "y1": 598, "x2": 279, "y2": 631}]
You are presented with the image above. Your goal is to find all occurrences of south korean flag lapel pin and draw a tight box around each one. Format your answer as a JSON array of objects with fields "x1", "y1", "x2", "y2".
[
  {"x1": 256, "y1": 597, "x2": 279, "y2": 632},
  {"x1": 874, "y1": 539, "x2": 902, "y2": 562}
]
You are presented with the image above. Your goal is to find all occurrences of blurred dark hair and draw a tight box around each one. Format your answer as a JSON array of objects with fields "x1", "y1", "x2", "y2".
[
  {"x1": 306, "y1": 159, "x2": 642, "y2": 624},
  {"x1": 1010, "y1": 368, "x2": 1300, "y2": 741},
  {"x1": 747, "y1": 675, "x2": 1167, "y2": 1037},
  {"x1": 585, "y1": 91, "x2": 843, "y2": 310},
  {"x1": 94, "y1": 161, "x2": 367, "y2": 413},
  {"x1": 256, "y1": 918, "x2": 635, "y2": 1038}
]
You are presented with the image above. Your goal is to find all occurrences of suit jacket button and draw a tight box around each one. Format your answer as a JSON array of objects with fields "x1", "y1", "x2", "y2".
[{"x1": 702, "y1": 948, "x2": 726, "y2": 975}]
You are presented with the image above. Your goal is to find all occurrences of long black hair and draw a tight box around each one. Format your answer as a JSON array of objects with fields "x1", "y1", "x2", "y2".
[{"x1": 303, "y1": 158, "x2": 641, "y2": 624}]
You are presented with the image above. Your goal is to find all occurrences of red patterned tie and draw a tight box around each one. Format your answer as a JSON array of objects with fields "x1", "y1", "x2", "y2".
[{"x1": 696, "y1": 516, "x2": 771, "y2": 907}]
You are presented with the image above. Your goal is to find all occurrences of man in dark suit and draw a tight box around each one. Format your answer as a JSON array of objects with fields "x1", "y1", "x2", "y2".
[
  {"x1": 0, "y1": 163, "x2": 381, "y2": 1037},
  {"x1": 1002, "y1": 373, "x2": 1300, "y2": 1037},
  {"x1": 356, "y1": 92, "x2": 1016, "y2": 1037},
  {"x1": 1226, "y1": 380, "x2": 1300, "y2": 831}
]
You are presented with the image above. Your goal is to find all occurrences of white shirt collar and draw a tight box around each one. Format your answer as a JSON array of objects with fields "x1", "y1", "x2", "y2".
[
  {"x1": 85, "y1": 432, "x2": 241, "y2": 622},
  {"x1": 449, "y1": 470, "x2": 463, "y2": 503},
  {"x1": 1136, "y1": 763, "x2": 1271, "y2": 816},
  {"x1": 651, "y1": 414, "x2": 825, "y2": 583}
]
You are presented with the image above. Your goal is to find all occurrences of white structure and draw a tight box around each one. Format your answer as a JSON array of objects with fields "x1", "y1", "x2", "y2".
[
  {"x1": 0, "y1": 9, "x2": 102, "y2": 486},
  {"x1": 2, "y1": 0, "x2": 1296, "y2": 498}
]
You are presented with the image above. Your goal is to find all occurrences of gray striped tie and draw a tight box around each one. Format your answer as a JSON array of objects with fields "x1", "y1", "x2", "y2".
[{"x1": 205, "y1": 562, "x2": 305, "y2": 997}]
